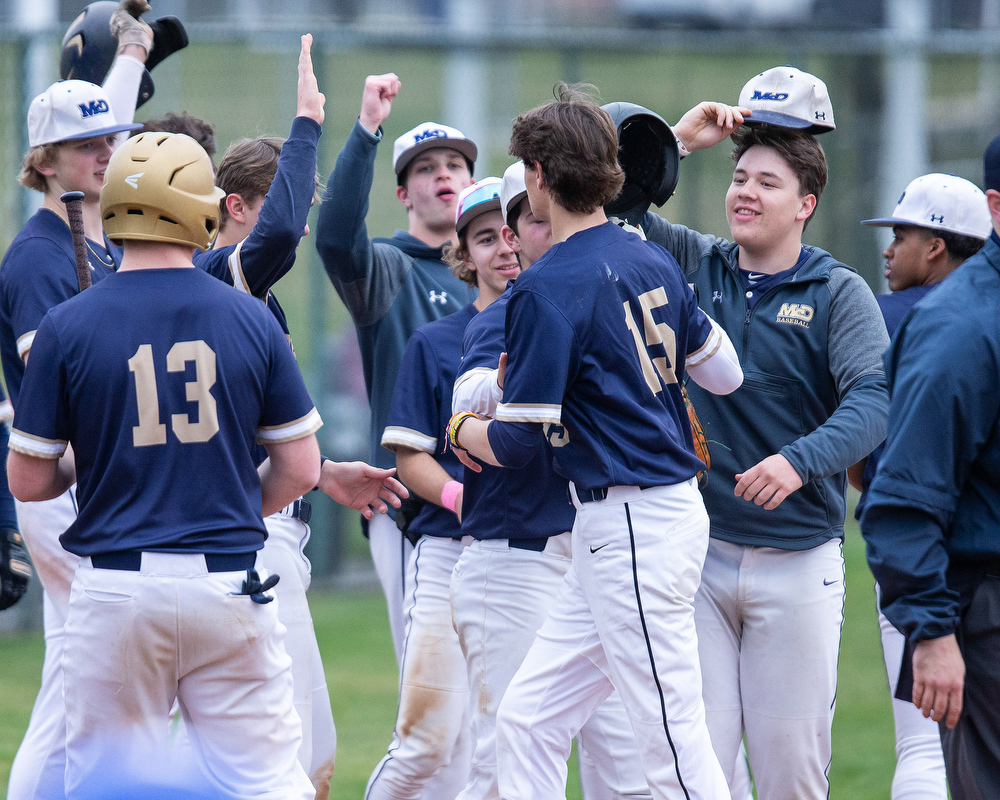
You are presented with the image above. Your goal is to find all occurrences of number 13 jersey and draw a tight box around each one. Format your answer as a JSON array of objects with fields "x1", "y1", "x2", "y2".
[{"x1": 10, "y1": 267, "x2": 321, "y2": 556}]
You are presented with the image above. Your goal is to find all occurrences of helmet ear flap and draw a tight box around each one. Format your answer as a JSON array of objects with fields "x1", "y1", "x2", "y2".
[{"x1": 601, "y1": 102, "x2": 680, "y2": 227}]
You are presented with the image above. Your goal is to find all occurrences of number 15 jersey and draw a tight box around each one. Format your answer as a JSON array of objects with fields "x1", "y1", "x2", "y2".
[
  {"x1": 11, "y1": 267, "x2": 321, "y2": 557},
  {"x1": 494, "y1": 222, "x2": 721, "y2": 491}
]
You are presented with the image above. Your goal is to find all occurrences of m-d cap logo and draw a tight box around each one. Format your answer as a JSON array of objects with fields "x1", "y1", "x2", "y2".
[
  {"x1": 414, "y1": 128, "x2": 448, "y2": 143},
  {"x1": 77, "y1": 99, "x2": 110, "y2": 118},
  {"x1": 750, "y1": 91, "x2": 790, "y2": 102}
]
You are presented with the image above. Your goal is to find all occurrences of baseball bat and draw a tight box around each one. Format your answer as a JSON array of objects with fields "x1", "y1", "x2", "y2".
[{"x1": 60, "y1": 191, "x2": 92, "y2": 292}]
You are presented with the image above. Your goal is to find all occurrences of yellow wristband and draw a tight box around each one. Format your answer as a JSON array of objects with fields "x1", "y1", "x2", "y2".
[{"x1": 447, "y1": 411, "x2": 479, "y2": 451}]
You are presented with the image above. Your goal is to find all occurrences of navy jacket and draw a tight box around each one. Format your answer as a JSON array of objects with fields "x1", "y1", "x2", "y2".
[{"x1": 862, "y1": 231, "x2": 1000, "y2": 642}]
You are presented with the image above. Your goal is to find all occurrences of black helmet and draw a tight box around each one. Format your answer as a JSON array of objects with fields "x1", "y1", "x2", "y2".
[
  {"x1": 60, "y1": 1, "x2": 189, "y2": 109},
  {"x1": 602, "y1": 102, "x2": 680, "y2": 226}
]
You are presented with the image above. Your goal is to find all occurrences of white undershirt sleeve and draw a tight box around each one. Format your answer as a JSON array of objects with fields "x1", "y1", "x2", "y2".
[{"x1": 686, "y1": 316, "x2": 743, "y2": 395}]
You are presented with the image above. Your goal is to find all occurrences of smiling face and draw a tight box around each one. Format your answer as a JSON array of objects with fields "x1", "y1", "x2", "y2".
[
  {"x1": 725, "y1": 144, "x2": 816, "y2": 258},
  {"x1": 464, "y1": 209, "x2": 520, "y2": 305},
  {"x1": 39, "y1": 134, "x2": 118, "y2": 202},
  {"x1": 397, "y1": 147, "x2": 474, "y2": 242}
]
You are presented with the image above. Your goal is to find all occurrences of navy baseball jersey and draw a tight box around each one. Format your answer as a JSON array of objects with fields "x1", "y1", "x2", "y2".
[
  {"x1": 381, "y1": 303, "x2": 477, "y2": 538},
  {"x1": 0, "y1": 209, "x2": 120, "y2": 407},
  {"x1": 10, "y1": 267, "x2": 321, "y2": 557},
  {"x1": 458, "y1": 290, "x2": 575, "y2": 540},
  {"x1": 490, "y1": 222, "x2": 720, "y2": 490}
]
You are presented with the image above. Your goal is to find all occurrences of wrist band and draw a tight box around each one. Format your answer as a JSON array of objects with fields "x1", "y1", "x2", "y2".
[
  {"x1": 441, "y1": 480, "x2": 463, "y2": 514},
  {"x1": 676, "y1": 139, "x2": 691, "y2": 159},
  {"x1": 447, "y1": 411, "x2": 479, "y2": 451}
]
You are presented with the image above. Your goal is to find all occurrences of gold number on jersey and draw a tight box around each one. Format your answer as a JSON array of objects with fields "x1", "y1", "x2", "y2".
[
  {"x1": 128, "y1": 345, "x2": 167, "y2": 446},
  {"x1": 623, "y1": 286, "x2": 678, "y2": 394},
  {"x1": 128, "y1": 341, "x2": 220, "y2": 447}
]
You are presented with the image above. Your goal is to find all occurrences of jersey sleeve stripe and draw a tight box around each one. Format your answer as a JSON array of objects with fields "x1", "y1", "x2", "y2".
[
  {"x1": 381, "y1": 426, "x2": 438, "y2": 453},
  {"x1": 17, "y1": 331, "x2": 35, "y2": 359},
  {"x1": 9, "y1": 429, "x2": 67, "y2": 459},
  {"x1": 228, "y1": 240, "x2": 251, "y2": 296},
  {"x1": 496, "y1": 402, "x2": 562, "y2": 424},
  {"x1": 256, "y1": 408, "x2": 323, "y2": 444},
  {"x1": 685, "y1": 324, "x2": 723, "y2": 368}
]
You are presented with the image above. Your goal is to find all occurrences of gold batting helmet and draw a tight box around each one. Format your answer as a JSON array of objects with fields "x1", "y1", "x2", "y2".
[{"x1": 101, "y1": 132, "x2": 224, "y2": 251}]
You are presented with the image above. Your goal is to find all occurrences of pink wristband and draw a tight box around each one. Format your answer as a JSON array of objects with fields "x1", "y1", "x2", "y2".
[{"x1": 441, "y1": 480, "x2": 463, "y2": 514}]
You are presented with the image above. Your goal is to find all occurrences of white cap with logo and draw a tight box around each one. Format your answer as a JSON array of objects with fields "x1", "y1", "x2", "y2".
[
  {"x1": 861, "y1": 173, "x2": 992, "y2": 240},
  {"x1": 500, "y1": 161, "x2": 528, "y2": 226},
  {"x1": 28, "y1": 80, "x2": 143, "y2": 148},
  {"x1": 739, "y1": 66, "x2": 835, "y2": 134},
  {"x1": 392, "y1": 122, "x2": 477, "y2": 185}
]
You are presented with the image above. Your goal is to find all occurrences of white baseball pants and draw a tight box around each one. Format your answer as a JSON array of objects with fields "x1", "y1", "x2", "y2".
[
  {"x1": 694, "y1": 536, "x2": 844, "y2": 800},
  {"x1": 450, "y1": 533, "x2": 651, "y2": 800},
  {"x1": 875, "y1": 586, "x2": 948, "y2": 800},
  {"x1": 7, "y1": 490, "x2": 79, "y2": 800},
  {"x1": 496, "y1": 481, "x2": 729, "y2": 800},
  {"x1": 366, "y1": 535, "x2": 471, "y2": 800},
  {"x1": 63, "y1": 553, "x2": 314, "y2": 800},
  {"x1": 368, "y1": 513, "x2": 414, "y2": 667},
  {"x1": 263, "y1": 513, "x2": 337, "y2": 797}
]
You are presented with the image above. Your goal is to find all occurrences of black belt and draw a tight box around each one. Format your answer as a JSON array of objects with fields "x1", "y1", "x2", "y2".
[
  {"x1": 90, "y1": 551, "x2": 257, "y2": 572},
  {"x1": 285, "y1": 498, "x2": 312, "y2": 524},
  {"x1": 508, "y1": 537, "x2": 548, "y2": 552},
  {"x1": 578, "y1": 485, "x2": 655, "y2": 503}
]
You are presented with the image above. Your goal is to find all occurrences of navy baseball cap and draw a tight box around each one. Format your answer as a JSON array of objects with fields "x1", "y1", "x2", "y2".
[{"x1": 984, "y1": 132, "x2": 1000, "y2": 193}]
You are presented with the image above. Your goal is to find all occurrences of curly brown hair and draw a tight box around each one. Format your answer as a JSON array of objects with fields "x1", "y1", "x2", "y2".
[{"x1": 509, "y1": 83, "x2": 624, "y2": 215}]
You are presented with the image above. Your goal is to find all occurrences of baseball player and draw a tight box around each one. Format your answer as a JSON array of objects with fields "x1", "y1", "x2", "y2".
[
  {"x1": 367, "y1": 177, "x2": 515, "y2": 800},
  {"x1": 1, "y1": 9, "x2": 153, "y2": 794},
  {"x1": 315, "y1": 74, "x2": 476, "y2": 669},
  {"x1": 450, "y1": 85, "x2": 743, "y2": 800},
  {"x1": 849, "y1": 174, "x2": 991, "y2": 800},
  {"x1": 860, "y1": 133, "x2": 1000, "y2": 800},
  {"x1": 448, "y1": 160, "x2": 652, "y2": 800},
  {"x1": 7, "y1": 130, "x2": 320, "y2": 800},
  {"x1": 636, "y1": 73, "x2": 889, "y2": 797},
  {"x1": 139, "y1": 35, "x2": 408, "y2": 799}
]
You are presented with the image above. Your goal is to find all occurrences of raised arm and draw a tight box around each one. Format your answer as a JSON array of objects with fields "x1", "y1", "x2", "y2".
[
  {"x1": 315, "y1": 74, "x2": 412, "y2": 325},
  {"x1": 211, "y1": 34, "x2": 325, "y2": 298}
]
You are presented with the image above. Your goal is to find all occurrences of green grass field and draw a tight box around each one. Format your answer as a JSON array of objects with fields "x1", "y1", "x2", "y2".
[{"x1": 0, "y1": 521, "x2": 898, "y2": 799}]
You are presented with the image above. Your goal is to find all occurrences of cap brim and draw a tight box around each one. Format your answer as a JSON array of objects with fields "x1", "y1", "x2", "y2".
[
  {"x1": 394, "y1": 138, "x2": 478, "y2": 180},
  {"x1": 502, "y1": 190, "x2": 528, "y2": 225},
  {"x1": 861, "y1": 216, "x2": 918, "y2": 228},
  {"x1": 51, "y1": 121, "x2": 145, "y2": 145},
  {"x1": 743, "y1": 110, "x2": 812, "y2": 129}
]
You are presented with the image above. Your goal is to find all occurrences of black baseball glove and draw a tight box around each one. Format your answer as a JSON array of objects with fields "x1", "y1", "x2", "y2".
[{"x1": 0, "y1": 528, "x2": 32, "y2": 611}]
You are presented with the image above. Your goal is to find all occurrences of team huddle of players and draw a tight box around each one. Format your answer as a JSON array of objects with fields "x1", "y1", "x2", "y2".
[{"x1": 3, "y1": 1, "x2": 1000, "y2": 799}]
